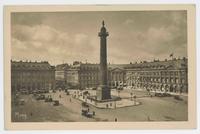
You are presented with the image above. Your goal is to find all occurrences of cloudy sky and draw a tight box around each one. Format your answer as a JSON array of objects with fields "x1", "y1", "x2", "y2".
[{"x1": 11, "y1": 11, "x2": 187, "y2": 65}]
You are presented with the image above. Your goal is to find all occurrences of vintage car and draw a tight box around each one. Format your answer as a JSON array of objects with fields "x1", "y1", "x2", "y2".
[
  {"x1": 19, "y1": 99, "x2": 25, "y2": 105},
  {"x1": 117, "y1": 86, "x2": 123, "y2": 90},
  {"x1": 81, "y1": 102, "x2": 89, "y2": 108},
  {"x1": 45, "y1": 97, "x2": 53, "y2": 102},
  {"x1": 174, "y1": 95, "x2": 183, "y2": 101},
  {"x1": 83, "y1": 91, "x2": 89, "y2": 95},
  {"x1": 36, "y1": 94, "x2": 45, "y2": 100},
  {"x1": 81, "y1": 109, "x2": 93, "y2": 118},
  {"x1": 92, "y1": 87, "x2": 97, "y2": 90},
  {"x1": 20, "y1": 90, "x2": 29, "y2": 95},
  {"x1": 43, "y1": 89, "x2": 49, "y2": 93},
  {"x1": 66, "y1": 91, "x2": 70, "y2": 95},
  {"x1": 155, "y1": 92, "x2": 171, "y2": 97},
  {"x1": 53, "y1": 100, "x2": 59, "y2": 106}
]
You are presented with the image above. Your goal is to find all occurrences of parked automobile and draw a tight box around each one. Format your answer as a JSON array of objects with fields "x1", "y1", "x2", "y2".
[
  {"x1": 58, "y1": 88, "x2": 62, "y2": 92},
  {"x1": 28, "y1": 90, "x2": 33, "y2": 94},
  {"x1": 174, "y1": 95, "x2": 183, "y2": 101},
  {"x1": 66, "y1": 91, "x2": 70, "y2": 95},
  {"x1": 163, "y1": 92, "x2": 171, "y2": 97},
  {"x1": 53, "y1": 100, "x2": 59, "y2": 106},
  {"x1": 82, "y1": 102, "x2": 89, "y2": 108},
  {"x1": 36, "y1": 94, "x2": 45, "y2": 100},
  {"x1": 83, "y1": 91, "x2": 89, "y2": 95},
  {"x1": 155, "y1": 93, "x2": 163, "y2": 97},
  {"x1": 33, "y1": 90, "x2": 38, "y2": 94},
  {"x1": 45, "y1": 97, "x2": 53, "y2": 102},
  {"x1": 33, "y1": 93, "x2": 37, "y2": 97},
  {"x1": 19, "y1": 99, "x2": 25, "y2": 105},
  {"x1": 92, "y1": 87, "x2": 97, "y2": 90},
  {"x1": 44, "y1": 89, "x2": 49, "y2": 93},
  {"x1": 15, "y1": 93, "x2": 19, "y2": 99},
  {"x1": 117, "y1": 86, "x2": 123, "y2": 90},
  {"x1": 81, "y1": 109, "x2": 93, "y2": 118},
  {"x1": 20, "y1": 90, "x2": 29, "y2": 95},
  {"x1": 155, "y1": 92, "x2": 171, "y2": 97}
]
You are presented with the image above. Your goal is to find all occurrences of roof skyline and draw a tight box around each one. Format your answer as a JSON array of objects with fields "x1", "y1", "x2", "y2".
[{"x1": 11, "y1": 56, "x2": 187, "y2": 67}]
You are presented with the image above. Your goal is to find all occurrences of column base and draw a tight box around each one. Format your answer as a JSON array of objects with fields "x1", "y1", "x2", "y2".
[{"x1": 96, "y1": 85, "x2": 111, "y2": 100}]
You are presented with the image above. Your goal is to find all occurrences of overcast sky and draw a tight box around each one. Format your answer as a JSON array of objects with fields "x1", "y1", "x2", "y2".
[{"x1": 11, "y1": 11, "x2": 187, "y2": 65}]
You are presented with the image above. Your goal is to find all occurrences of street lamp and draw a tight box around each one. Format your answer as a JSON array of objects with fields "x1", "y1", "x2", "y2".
[
  {"x1": 134, "y1": 95, "x2": 136, "y2": 105},
  {"x1": 118, "y1": 90, "x2": 120, "y2": 98},
  {"x1": 130, "y1": 92, "x2": 133, "y2": 101}
]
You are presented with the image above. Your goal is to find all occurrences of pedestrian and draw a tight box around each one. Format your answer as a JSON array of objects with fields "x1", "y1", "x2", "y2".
[
  {"x1": 147, "y1": 116, "x2": 151, "y2": 121},
  {"x1": 93, "y1": 111, "x2": 95, "y2": 116},
  {"x1": 30, "y1": 112, "x2": 33, "y2": 116},
  {"x1": 115, "y1": 118, "x2": 117, "y2": 122}
]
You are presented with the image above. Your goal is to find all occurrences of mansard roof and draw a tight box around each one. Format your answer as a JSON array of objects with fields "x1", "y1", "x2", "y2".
[
  {"x1": 56, "y1": 59, "x2": 187, "y2": 71},
  {"x1": 11, "y1": 60, "x2": 55, "y2": 71},
  {"x1": 125, "y1": 58, "x2": 187, "y2": 70},
  {"x1": 108, "y1": 64, "x2": 131, "y2": 69}
]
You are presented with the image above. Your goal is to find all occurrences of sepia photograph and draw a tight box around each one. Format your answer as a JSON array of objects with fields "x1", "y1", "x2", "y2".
[{"x1": 4, "y1": 5, "x2": 196, "y2": 129}]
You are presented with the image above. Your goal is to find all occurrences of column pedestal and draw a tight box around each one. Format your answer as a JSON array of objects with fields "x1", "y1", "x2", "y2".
[{"x1": 96, "y1": 85, "x2": 111, "y2": 100}]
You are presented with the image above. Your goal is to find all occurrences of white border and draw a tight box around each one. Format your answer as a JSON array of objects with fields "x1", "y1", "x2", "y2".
[{"x1": 0, "y1": 0, "x2": 199, "y2": 134}]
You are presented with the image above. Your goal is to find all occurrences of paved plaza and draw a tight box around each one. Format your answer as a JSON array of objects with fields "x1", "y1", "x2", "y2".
[{"x1": 12, "y1": 89, "x2": 188, "y2": 122}]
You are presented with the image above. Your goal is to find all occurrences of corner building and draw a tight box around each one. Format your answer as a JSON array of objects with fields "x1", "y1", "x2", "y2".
[
  {"x1": 11, "y1": 60, "x2": 55, "y2": 91},
  {"x1": 125, "y1": 58, "x2": 188, "y2": 93}
]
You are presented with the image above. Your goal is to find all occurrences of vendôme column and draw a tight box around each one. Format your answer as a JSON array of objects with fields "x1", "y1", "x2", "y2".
[{"x1": 96, "y1": 21, "x2": 111, "y2": 100}]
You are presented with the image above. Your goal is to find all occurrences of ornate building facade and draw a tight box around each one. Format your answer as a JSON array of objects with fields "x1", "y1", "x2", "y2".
[
  {"x1": 56, "y1": 57, "x2": 188, "y2": 93},
  {"x1": 11, "y1": 57, "x2": 188, "y2": 94},
  {"x1": 125, "y1": 58, "x2": 188, "y2": 93},
  {"x1": 65, "y1": 64, "x2": 80, "y2": 88},
  {"x1": 79, "y1": 64, "x2": 99, "y2": 89},
  {"x1": 11, "y1": 60, "x2": 55, "y2": 91},
  {"x1": 55, "y1": 63, "x2": 69, "y2": 88},
  {"x1": 107, "y1": 64, "x2": 130, "y2": 88},
  {"x1": 57, "y1": 63, "x2": 129, "y2": 89}
]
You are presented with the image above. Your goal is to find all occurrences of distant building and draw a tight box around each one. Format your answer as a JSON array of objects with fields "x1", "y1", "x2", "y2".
[
  {"x1": 79, "y1": 64, "x2": 99, "y2": 89},
  {"x1": 55, "y1": 63, "x2": 69, "y2": 81},
  {"x1": 11, "y1": 57, "x2": 188, "y2": 93},
  {"x1": 11, "y1": 60, "x2": 55, "y2": 91},
  {"x1": 66, "y1": 64, "x2": 80, "y2": 88},
  {"x1": 55, "y1": 63, "x2": 69, "y2": 89},
  {"x1": 125, "y1": 58, "x2": 188, "y2": 93},
  {"x1": 56, "y1": 57, "x2": 188, "y2": 93},
  {"x1": 108, "y1": 64, "x2": 129, "y2": 88},
  {"x1": 58, "y1": 63, "x2": 130, "y2": 89}
]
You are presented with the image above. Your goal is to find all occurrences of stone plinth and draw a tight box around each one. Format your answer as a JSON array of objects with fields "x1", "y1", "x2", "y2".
[
  {"x1": 78, "y1": 95, "x2": 140, "y2": 109},
  {"x1": 96, "y1": 85, "x2": 111, "y2": 100}
]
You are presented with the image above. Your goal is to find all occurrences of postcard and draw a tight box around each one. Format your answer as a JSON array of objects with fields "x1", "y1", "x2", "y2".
[{"x1": 4, "y1": 5, "x2": 196, "y2": 130}]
